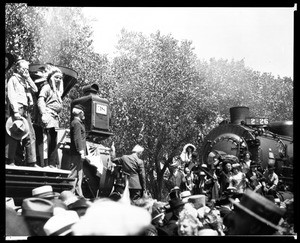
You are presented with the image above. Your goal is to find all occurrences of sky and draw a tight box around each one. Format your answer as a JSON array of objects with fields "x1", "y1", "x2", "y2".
[{"x1": 82, "y1": 7, "x2": 296, "y2": 78}]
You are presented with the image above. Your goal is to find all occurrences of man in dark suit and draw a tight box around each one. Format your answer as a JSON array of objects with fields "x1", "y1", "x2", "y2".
[
  {"x1": 68, "y1": 104, "x2": 87, "y2": 197},
  {"x1": 121, "y1": 145, "x2": 146, "y2": 200}
]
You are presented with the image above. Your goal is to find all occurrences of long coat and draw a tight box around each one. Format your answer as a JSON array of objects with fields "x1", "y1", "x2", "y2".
[{"x1": 121, "y1": 153, "x2": 146, "y2": 190}]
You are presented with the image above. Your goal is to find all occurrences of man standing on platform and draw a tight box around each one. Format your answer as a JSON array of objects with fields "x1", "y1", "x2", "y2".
[
  {"x1": 6, "y1": 59, "x2": 39, "y2": 167},
  {"x1": 121, "y1": 145, "x2": 146, "y2": 200},
  {"x1": 68, "y1": 104, "x2": 87, "y2": 197}
]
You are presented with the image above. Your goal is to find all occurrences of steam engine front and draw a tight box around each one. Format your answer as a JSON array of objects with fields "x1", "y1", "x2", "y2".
[{"x1": 201, "y1": 106, "x2": 293, "y2": 190}]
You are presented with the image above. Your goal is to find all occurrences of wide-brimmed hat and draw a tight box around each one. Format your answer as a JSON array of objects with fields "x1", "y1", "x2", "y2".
[
  {"x1": 188, "y1": 194, "x2": 206, "y2": 209},
  {"x1": 132, "y1": 144, "x2": 144, "y2": 153},
  {"x1": 5, "y1": 53, "x2": 15, "y2": 71},
  {"x1": 169, "y1": 198, "x2": 185, "y2": 210},
  {"x1": 43, "y1": 210, "x2": 80, "y2": 236},
  {"x1": 22, "y1": 197, "x2": 54, "y2": 219},
  {"x1": 5, "y1": 116, "x2": 29, "y2": 141},
  {"x1": 32, "y1": 185, "x2": 60, "y2": 199},
  {"x1": 229, "y1": 189, "x2": 286, "y2": 232}
]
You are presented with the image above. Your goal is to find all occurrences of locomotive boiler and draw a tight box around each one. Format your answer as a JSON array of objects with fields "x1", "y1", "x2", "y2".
[{"x1": 200, "y1": 106, "x2": 293, "y2": 189}]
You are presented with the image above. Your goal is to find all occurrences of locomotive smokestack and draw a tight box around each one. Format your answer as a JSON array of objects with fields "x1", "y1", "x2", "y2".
[{"x1": 230, "y1": 106, "x2": 249, "y2": 125}]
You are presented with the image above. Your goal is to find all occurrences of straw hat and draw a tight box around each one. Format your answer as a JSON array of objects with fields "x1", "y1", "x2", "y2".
[
  {"x1": 180, "y1": 191, "x2": 192, "y2": 203},
  {"x1": 188, "y1": 194, "x2": 206, "y2": 209},
  {"x1": 5, "y1": 116, "x2": 29, "y2": 141},
  {"x1": 32, "y1": 185, "x2": 60, "y2": 199},
  {"x1": 229, "y1": 189, "x2": 286, "y2": 232},
  {"x1": 43, "y1": 210, "x2": 80, "y2": 236}
]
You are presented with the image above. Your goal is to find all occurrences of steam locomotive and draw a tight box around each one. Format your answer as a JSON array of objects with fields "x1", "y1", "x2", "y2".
[{"x1": 200, "y1": 106, "x2": 293, "y2": 190}]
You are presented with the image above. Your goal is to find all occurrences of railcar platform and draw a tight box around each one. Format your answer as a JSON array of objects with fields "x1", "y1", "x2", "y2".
[{"x1": 6, "y1": 165, "x2": 75, "y2": 206}]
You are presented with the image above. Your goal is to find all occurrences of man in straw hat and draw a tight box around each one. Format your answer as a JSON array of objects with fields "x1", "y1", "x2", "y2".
[
  {"x1": 228, "y1": 188, "x2": 286, "y2": 235},
  {"x1": 6, "y1": 58, "x2": 39, "y2": 167},
  {"x1": 120, "y1": 144, "x2": 146, "y2": 200}
]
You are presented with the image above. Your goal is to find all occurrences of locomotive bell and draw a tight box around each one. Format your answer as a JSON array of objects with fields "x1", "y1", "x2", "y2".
[
  {"x1": 71, "y1": 83, "x2": 113, "y2": 138},
  {"x1": 230, "y1": 106, "x2": 250, "y2": 125}
]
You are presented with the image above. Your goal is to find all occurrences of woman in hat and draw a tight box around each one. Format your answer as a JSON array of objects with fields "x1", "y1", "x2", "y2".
[
  {"x1": 36, "y1": 65, "x2": 64, "y2": 168},
  {"x1": 180, "y1": 143, "x2": 196, "y2": 167}
]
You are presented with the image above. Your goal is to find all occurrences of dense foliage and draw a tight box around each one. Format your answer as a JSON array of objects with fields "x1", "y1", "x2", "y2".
[{"x1": 5, "y1": 4, "x2": 293, "y2": 200}]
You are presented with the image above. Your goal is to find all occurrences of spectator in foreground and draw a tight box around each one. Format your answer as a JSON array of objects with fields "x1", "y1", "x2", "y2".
[{"x1": 228, "y1": 189, "x2": 286, "y2": 235}]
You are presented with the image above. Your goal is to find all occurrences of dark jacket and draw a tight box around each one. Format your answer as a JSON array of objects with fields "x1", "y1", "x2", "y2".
[
  {"x1": 121, "y1": 153, "x2": 146, "y2": 190},
  {"x1": 70, "y1": 117, "x2": 86, "y2": 155}
]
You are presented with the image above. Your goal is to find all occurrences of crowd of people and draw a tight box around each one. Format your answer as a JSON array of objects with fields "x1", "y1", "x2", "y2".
[
  {"x1": 5, "y1": 54, "x2": 295, "y2": 237},
  {"x1": 5, "y1": 180, "x2": 294, "y2": 237}
]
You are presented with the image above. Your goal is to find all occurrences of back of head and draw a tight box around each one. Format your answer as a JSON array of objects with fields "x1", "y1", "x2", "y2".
[{"x1": 132, "y1": 144, "x2": 144, "y2": 154}]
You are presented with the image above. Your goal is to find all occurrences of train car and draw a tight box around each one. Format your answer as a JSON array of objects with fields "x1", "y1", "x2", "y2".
[{"x1": 200, "y1": 106, "x2": 293, "y2": 190}]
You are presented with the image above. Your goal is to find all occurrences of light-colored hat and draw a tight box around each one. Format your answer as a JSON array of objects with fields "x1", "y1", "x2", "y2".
[
  {"x1": 232, "y1": 163, "x2": 241, "y2": 168},
  {"x1": 32, "y1": 185, "x2": 60, "y2": 199},
  {"x1": 132, "y1": 144, "x2": 144, "y2": 153},
  {"x1": 188, "y1": 194, "x2": 206, "y2": 209},
  {"x1": 6, "y1": 197, "x2": 21, "y2": 211},
  {"x1": 59, "y1": 190, "x2": 80, "y2": 206},
  {"x1": 71, "y1": 199, "x2": 151, "y2": 235},
  {"x1": 43, "y1": 210, "x2": 80, "y2": 236},
  {"x1": 229, "y1": 189, "x2": 286, "y2": 232},
  {"x1": 6, "y1": 116, "x2": 29, "y2": 140},
  {"x1": 180, "y1": 191, "x2": 192, "y2": 203}
]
